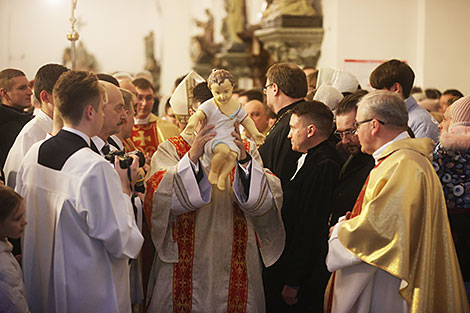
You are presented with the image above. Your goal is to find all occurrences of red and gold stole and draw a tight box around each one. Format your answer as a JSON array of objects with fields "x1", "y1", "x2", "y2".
[
  {"x1": 167, "y1": 136, "x2": 198, "y2": 313},
  {"x1": 143, "y1": 135, "x2": 195, "y2": 313},
  {"x1": 226, "y1": 139, "x2": 251, "y2": 313},
  {"x1": 145, "y1": 136, "x2": 253, "y2": 313}
]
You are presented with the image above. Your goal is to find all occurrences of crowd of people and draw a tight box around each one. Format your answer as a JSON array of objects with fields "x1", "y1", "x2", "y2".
[{"x1": 0, "y1": 59, "x2": 469, "y2": 313}]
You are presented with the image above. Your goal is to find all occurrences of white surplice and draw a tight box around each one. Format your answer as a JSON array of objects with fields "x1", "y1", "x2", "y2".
[
  {"x1": 326, "y1": 219, "x2": 408, "y2": 313},
  {"x1": 325, "y1": 133, "x2": 411, "y2": 313},
  {"x1": 3, "y1": 109, "x2": 52, "y2": 188},
  {"x1": 146, "y1": 134, "x2": 285, "y2": 313},
  {"x1": 16, "y1": 129, "x2": 144, "y2": 313}
]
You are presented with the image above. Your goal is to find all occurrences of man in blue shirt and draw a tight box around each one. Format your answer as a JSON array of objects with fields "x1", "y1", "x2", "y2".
[{"x1": 369, "y1": 59, "x2": 439, "y2": 143}]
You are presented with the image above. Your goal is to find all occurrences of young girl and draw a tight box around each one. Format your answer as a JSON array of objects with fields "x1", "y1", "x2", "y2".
[{"x1": 0, "y1": 185, "x2": 30, "y2": 313}]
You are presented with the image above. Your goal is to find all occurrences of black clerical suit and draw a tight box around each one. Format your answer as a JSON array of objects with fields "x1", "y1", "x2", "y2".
[
  {"x1": 0, "y1": 104, "x2": 32, "y2": 255},
  {"x1": 259, "y1": 100, "x2": 304, "y2": 187},
  {"x1": 330, "y1": 151, "x2": 375, "y2": 226},
  {"x1": 0, "y1": 104, "x2": 32, "y2": 169},
  {"x1": 263, "y1": 140, "x2": 341, "y2": 313}
]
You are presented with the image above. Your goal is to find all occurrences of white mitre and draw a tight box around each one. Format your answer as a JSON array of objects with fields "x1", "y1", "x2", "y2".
[
  {"x1": 313, "y1": 85, "x2": 343, "y2": 111},
  {"x1": 317, "y1": 68, "x2": 359, "y2": 94},
  {"x1": 170, "y1": 71, "x2": 205, "y2": 123},
  {"x1": 331, "y1": 70, "x2": 359, "y2": 94},
  {"x1": 316, "y1": 67, "x2": 335, "y2": 89}
]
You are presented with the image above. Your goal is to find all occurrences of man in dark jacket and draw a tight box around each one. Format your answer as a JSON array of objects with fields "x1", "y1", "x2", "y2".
[
  {"x1": 0, "y1": 68, "x2": 33, "y2": 169},
  {"x1": 259, "y1": 63, "x2": 307, "y2": 187},
  {"x1": 330, "y1": 91, "x2": 375, "y2": 226},
  {"x1": 263, "y1": 100, "x2": 341, "y2": 312}
]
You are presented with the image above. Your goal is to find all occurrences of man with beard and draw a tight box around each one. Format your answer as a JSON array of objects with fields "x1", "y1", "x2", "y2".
[
  {"x1": 325, "y1": 91, "x2": 468, "y2": 313},
  {"x1": 329, "y1": 91, "x2": 375, "y2": 226}
]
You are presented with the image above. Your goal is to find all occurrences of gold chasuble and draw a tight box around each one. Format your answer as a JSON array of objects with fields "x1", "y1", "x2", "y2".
[
  {"x1": 336, "y1": 138, "x2": 469, "y2": 312},
  {"x1": 131, "y1": 113, "x2": 179, "y2": 157}
]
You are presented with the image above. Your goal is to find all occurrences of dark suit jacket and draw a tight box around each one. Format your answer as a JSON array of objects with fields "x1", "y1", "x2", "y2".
[
  {"x1": 330, "y1": 152, "x2": 375, "y2": 226},
  {"x1": 0, "y1": 104, "x2": 33, "y2": 168},
  {"x1": 264, "y1": 140, "x2": 341, "y2": 312},
  {"x1": 259, "y1": 100, "x2": 304, "y2": 187}
]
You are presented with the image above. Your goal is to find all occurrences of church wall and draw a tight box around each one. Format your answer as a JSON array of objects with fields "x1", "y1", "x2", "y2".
[
  {"x1": 421, "y1": 0, "x2": 470, "y2": 95},
  {"x1": 0, "y1": 0, "x2": 468, "y2": 99},
  {"x1": 318, "y1": 0, "x2": 469, "y2": 94},
  {"x1": 318, "y1": 0, "x2": 420, "y2": 88},
  {"x1": 0, "y1": 0, "x2": 69, "y2": 80}
]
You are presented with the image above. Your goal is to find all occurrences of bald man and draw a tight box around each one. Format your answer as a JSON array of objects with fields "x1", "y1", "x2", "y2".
[
  {"x1": 91, "y1": 81, "x2": 127, "y2": 156},
  {"x1": 244, "y1": 99, "x2": 270, "y2": 135}
]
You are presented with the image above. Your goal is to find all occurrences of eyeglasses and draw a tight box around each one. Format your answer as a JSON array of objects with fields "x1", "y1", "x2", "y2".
[
  {"x1": 334, "y1": 128, "x2": 357, "y2": 138},
  {"x1": 263, "y1": 83, "x2": 274, "y2": 94},
  {"x1": 354, "y1": 118, "x2": 385, "y2": 129}
]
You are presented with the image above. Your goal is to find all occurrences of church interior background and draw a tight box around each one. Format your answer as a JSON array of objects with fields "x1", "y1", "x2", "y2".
[{"x1": 0, "y1": 0, "x2": 469, "y2": 108}]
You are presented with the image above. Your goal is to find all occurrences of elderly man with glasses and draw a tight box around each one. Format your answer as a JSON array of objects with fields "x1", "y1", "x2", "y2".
[
  {"x1": 325, "y1": 90, "x2": 468, "y2": 313},
  {"x1": 330, "y1": 91, "x2": 375, "y2": 226}
]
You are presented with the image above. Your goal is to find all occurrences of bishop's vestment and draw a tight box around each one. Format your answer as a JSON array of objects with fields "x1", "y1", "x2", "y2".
[{"x1": 145, "y1": 133, "x2": 285, "y2": 312}]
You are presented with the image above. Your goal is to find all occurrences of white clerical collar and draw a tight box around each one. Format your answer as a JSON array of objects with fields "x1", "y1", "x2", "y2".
[
  {"x1": 372, "y1": 131, "x2": 409, "y2": 164},
  {"x1": 134, "y1": 114, "x2": 150, "y2": 125},
  {"x1": 62, "y1": 126, "x2": 91, "y2": 146},
  {"x1": 32, "y1": 107, "x2": 42, "y2": 116},
  {"x1": 110, "y1": 135, "x2": 124, "y2": 150},
  {"x1": 91, "y1": 136, "x2": 106, "y2": 152},
  {"x1": 290, "y1": 153, "x2": 307, "y2": 181},
  {"x1": 36, "y1": 109, "x2": 53, "y2": 124}
]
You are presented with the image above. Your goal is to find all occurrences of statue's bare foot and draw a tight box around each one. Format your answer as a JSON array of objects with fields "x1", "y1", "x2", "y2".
[
  {"x1": 208, "y1": 170, "x2": 218, "y2": 185},
  {"x1": 216, "y1": 178, "x2": 226, "y2": 191}
]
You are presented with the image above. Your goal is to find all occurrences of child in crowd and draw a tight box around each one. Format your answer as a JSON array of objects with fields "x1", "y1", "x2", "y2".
[{"x1": 0, "y1": 185, "x2": 30, "y2": 313}]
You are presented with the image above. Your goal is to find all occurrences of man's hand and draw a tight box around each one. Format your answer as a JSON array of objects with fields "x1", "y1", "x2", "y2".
[
  {"x1": 281, "y1": 285, "x2": 299, "y2": 306},
  {"x1": 188, "y1": 121, "x2": 216, "y2": 164},
  {"x1": 232, "y1": 122, "x2": 247, "y2": 161},
  {"x1": 329, "y1": 211, "x2": 351, "y2": 238},
  {"x1": 329, "y1": 224, "x2": 335, "y2": 239},
  {"x1": 115, "y1": 154, "x2": 141, "y2": 195},
  {"x1": 144, "y1": 152, "x2": 152, "y2": 167}
]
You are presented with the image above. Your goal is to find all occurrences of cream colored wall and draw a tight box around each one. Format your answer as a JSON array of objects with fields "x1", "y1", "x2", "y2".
[
  {"x1": 0, "y1": 0, "x2": 159, "y2": 85},
  {"x1": 318, "y1": 0, "x2": 469, "y2": 94},
  {"x1": 422, "y1": 0, "x2": 470, "y2": 94},
  {"x1": 0, "y1": 0, "x2": 468, "y2": 98}
]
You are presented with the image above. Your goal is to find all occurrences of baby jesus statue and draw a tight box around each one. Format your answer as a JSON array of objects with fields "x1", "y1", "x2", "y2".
[{"x1": 184, "y1": 69, "x2": 265, "y2": 190}]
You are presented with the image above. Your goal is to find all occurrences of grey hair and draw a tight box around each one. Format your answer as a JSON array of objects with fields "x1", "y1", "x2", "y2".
[{"x1": 358, "y1": 90, "x2": 408, "y2": 128}]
